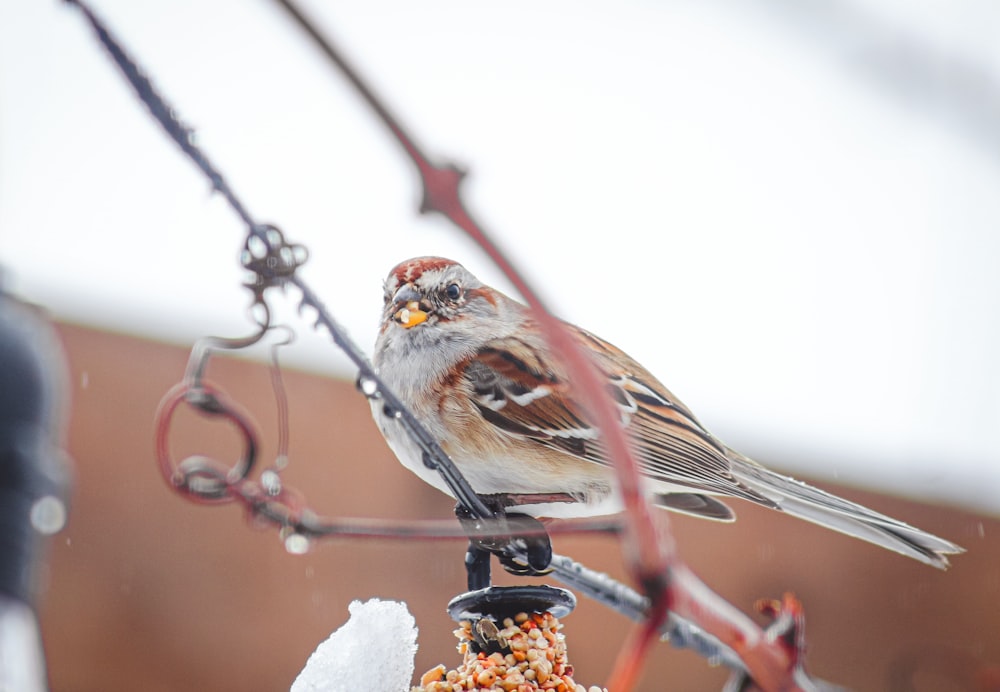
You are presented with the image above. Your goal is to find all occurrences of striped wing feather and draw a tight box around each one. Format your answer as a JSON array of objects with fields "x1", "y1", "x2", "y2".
[{"x1": 463, "y1": 330, "x2": 774, "y2": 506}]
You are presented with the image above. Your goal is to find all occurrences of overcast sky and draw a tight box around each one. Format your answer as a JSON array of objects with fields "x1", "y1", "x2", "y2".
[{"x1": 2, "y1": 0, "x2": 1000, "y2": 514}]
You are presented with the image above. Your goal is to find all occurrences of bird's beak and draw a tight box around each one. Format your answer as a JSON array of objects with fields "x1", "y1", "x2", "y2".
[{"x1": 390, "y1": 284, "x2": 430, "y2": 329}]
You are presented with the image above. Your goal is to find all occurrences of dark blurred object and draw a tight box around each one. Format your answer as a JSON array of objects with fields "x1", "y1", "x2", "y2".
[{"x1": 0, "y1": 281, "x2": 71, "y2": 692}]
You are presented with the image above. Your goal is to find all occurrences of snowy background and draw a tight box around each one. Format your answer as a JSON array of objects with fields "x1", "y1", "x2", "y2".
[{"x1": 2, "y1": 0, "x2": 999, "y2": 514}]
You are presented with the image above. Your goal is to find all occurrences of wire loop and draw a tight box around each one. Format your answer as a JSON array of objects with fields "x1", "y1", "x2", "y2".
[{"x1": 154, "y1": 382, "x2": 259, "y2": 504}]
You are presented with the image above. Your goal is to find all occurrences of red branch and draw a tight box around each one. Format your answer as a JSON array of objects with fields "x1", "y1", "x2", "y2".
[{"x1": 272, "y1": 1, "x2": 811, "y2": 689}]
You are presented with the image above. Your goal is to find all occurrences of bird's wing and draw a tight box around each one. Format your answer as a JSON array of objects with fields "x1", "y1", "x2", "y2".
[{"x1": 461, "y1": 329, "x2": 773, "y2": 505}]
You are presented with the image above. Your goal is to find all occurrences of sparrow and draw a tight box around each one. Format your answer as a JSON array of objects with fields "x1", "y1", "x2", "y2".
[{"x1": 371, "y1": 256, "x2": 963, "y2": 568}]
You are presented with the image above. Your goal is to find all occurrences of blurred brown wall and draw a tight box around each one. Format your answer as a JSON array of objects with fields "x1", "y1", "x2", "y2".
[{"x1": 36, "y1": 323, "x2": 1000, "y2": 691}]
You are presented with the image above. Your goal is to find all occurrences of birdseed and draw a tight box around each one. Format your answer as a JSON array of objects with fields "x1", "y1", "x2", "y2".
[{"x1": 412, "y1": 611, "x2": 607, "y2": 692}]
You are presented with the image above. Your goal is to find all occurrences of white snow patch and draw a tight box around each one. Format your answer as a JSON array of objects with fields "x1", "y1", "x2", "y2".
[{"x1": 291, "y1": 598, "x2": 418, "y2": 692}]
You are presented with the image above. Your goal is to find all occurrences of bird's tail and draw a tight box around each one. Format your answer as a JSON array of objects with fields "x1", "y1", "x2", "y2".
[{"x1": 726, "y1": 449, "x2": 964, "y2": 569}]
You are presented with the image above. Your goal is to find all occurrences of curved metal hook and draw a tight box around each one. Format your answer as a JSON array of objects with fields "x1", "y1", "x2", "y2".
[{"x1": 183, "y1": 310, "x2": 272, "y2": 389}]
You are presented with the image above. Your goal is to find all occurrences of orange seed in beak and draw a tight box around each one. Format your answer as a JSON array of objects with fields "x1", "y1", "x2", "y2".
[{"x1": 395, "y1": 300, "x2": 428, "y2": 328}]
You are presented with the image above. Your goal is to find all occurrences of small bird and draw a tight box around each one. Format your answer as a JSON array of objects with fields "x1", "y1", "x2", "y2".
[{"x1": 371, "y1": 256, "x2": 963, "y2": 569}]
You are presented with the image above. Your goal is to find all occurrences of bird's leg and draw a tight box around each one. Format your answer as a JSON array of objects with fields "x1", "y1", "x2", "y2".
[
  {"x1": 455, "y1": 502, "x2": 554, "y2": 579},
  {"x1": 496, "y1": 513, "x2": 554, "y2": 577}
]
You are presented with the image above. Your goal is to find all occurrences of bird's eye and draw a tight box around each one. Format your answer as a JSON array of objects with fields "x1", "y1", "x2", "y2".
[{"x1": 445, "y1": 283, "x2": 462, "y2": 301}]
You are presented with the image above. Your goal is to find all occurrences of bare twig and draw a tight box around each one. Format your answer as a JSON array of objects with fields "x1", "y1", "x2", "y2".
[{"x1": 268, "y1": 2, "x2": 813, "y2": 690}]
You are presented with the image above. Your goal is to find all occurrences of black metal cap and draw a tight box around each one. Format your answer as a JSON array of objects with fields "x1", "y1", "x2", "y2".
[{"x1": 447, "y1": 585, "x2": 576, "y2": 623}]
